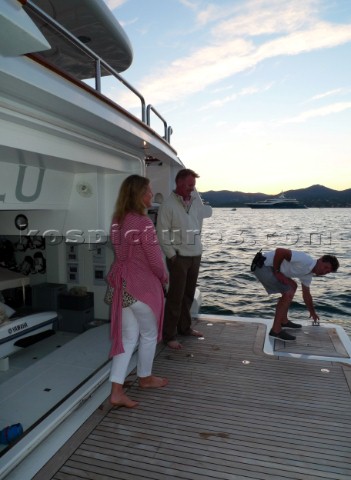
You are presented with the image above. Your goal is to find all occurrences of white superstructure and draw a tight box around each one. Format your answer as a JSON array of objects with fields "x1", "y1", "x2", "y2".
[{"x1": 0, "y1": 1, "x2": 211, "y2": 477}]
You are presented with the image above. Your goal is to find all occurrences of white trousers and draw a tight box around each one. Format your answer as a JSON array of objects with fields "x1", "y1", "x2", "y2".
[{"x1": 109, "y1": 301, "x2": 158, "y2": 385}]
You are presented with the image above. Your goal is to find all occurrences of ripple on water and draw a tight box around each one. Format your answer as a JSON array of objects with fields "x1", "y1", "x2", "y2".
[{"x1": 199, "y1": 208, "x2": 351, "y2": 336}]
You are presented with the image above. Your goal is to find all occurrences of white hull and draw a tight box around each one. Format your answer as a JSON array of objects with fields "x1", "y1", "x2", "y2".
[
  {"x1": 2, "y1": 2, "x2": 346, "y2": 479},
  {"x1": 0, "y1": 1, "x2": 213, "y2": 476},
  {"x1": 0, "y1": 53, "x2": 182, "y2": 237},
  {"x1": 246, "y1": 193, "x2": 307, "y2": 209}
]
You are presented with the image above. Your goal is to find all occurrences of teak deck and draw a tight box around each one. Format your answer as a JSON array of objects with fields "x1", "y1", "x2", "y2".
[{"x1": 34, "y1": 319, "x2": 351, "y2": 480}]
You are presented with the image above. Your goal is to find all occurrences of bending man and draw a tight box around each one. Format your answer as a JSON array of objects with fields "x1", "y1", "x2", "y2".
[{"x1": 252, "y1": 248, "x2": 339, "y2": 341}]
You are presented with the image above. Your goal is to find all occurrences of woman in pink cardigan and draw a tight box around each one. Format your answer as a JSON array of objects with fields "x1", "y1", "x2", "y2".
[{"x1": 107, "y1": 175, "x2": 169, "y2": 408}]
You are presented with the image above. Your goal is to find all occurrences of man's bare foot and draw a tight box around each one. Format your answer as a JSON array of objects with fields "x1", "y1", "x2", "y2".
[
  {"x1": 139, "y1": 375, "x2": 169, "y2": 389},
  {"x1": 167, "y1": 340, "x2": 183, "y2": 349},
  {"x1": 189, "y1": 328, "x2": 203, "y2": 337},
  {"x1": 109, "y1": 393, "x2": 139, "y2": 409}
]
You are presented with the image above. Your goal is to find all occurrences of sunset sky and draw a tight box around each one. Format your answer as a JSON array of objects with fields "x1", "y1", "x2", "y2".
[{"x1": 103, "y1": 0, "x2": 351, "y2": 194}]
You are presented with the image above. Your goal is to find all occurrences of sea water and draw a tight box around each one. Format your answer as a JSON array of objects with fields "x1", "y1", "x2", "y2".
[{"x1": 199, "y1": 208, "x2": 351, "y2": 336}]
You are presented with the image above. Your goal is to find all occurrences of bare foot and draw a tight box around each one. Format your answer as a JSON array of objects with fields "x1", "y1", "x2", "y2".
[
  {"x1": 139, "y1": 376, "x2": 169, "y2": 389},
  {"x1": 189, "y1": 329, "x2": 203, "y2": 337},
  {"x1": 167, "y1": 340, "x2": 183, "y2": 349},
  {"x1": 109, "y1": 393, "x2": 139, "y2": 409}
]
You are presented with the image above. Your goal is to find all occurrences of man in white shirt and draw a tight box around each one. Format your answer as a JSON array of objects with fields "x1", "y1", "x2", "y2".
[
  {"x1": 156, "y1": 169, "x2": 205, "y2": 349},
  {"x1": 252, "y1": 248, "x2": 339, "y2": 341}
]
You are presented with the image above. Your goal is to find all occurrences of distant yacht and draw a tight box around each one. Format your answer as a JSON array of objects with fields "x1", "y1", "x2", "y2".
[{"x1": 246, "y1": 193, "x2": 307, "y2": 209}]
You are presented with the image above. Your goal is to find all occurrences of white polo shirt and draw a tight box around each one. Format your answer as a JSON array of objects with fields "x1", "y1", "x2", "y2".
[{"x1": 264, "y1": 250, "x2": 317, "y2": 287}]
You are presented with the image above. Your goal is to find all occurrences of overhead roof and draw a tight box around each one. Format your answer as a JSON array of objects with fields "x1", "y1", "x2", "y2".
[{"x1": 28, "y1": 0, "x2": 133, "y2": 77}]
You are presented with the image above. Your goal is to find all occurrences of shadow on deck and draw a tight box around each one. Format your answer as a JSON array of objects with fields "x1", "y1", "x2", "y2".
[{"x1": 34, "y1": 318, "x2": 351, "y2": 480}]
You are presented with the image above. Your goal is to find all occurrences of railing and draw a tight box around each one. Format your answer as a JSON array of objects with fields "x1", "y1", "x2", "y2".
[
  {"x1": 20, "y1": 0, "x2": 173, "y2": 144},
  {"x1": 146, "y1": 105, "x2": 173, "y2": 143}
]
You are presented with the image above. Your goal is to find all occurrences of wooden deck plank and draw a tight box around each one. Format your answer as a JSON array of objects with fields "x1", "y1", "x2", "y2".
[
  {"x1": 35, "y1": 319, "x2": 351, "y2": 480},
  {"x1": 69, "y1": 442, "x2": 351, "y2": 478},
  {"x1": 83, "y1": 429, "x2": 351, "y2": 465}
]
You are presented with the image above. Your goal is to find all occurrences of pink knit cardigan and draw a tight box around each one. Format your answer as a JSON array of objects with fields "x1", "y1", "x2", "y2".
[{"x1": 107, "y1": 212, "x2": 168, "y2": 357}]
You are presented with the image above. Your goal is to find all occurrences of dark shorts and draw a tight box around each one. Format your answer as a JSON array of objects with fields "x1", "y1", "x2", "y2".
[{"x1": 253, "y1": 266, "x2": 292, "y2": 295}]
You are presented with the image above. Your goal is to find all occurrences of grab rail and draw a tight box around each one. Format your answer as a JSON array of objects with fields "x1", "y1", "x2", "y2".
[
  {"x1": 20, "y1": 0, "x2": 173, "y2": 142},
  {"x1": 146, "y1": 105, "x2": 173, "y2": 142}
]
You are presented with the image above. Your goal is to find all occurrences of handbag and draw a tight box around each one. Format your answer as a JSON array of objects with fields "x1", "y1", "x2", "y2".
[{"x1": 104, "y1": 285, "x2": 114, "y2": 305}]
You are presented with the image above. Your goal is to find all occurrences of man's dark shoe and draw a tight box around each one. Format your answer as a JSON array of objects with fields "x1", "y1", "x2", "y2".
[
  {"x1": 269, "y1": 329, "x2": 296, "y2": 341},
  {"x1": 282, "y1": 320, "x2": 302, "y2": 329}
]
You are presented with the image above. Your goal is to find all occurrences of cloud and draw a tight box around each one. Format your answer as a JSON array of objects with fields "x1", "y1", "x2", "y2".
[
  {"x1": 116, "y1": 38, "x2": 255, "y2": 105},
  {"x1": 104, "y1": 0, "x2": 128, "y2": 10},
  {"x1": 255, "y1": 22, "x2": 351, "y2": 58},
  {"x1": 178, "y1": 0, "x2": 199, "y2": 9},
  {"x1": 281, "y1": 102, "x2": 351, "y2": 123},
  {"x1": 196, "y1": 4, "x2": 222, "y2": 26},
  {"x1": 308, "y1": 89, "x2": 344, "y2": 102},
  {"x1": 200, "y1": 83, "x2": 274, "y2": 110},
  {"x1": 114, "y1": 1, "x2": 351, "y2": 109},
  {"x1": 212, "y1": 0, "x2": 318, "y2": 37}
]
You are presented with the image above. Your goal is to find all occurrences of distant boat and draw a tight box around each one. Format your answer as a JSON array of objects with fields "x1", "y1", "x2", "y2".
[{"x1": 246, "y1": 193, "x2": 307, "y2": 209}]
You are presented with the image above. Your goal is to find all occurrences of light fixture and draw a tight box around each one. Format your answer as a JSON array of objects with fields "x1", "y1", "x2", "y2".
[
  {"x1": 77, "y1": 35, "x2": 91, "y2": 44},
  {"x1": 145, "y1": 155, "x2": 162, "y2": 166},
  {"x1": 76, "y1": 182, "x2": 93, "y2": 197},
  {"x1": 14, "y1": 214, "x2": 28, "y2": 231}
]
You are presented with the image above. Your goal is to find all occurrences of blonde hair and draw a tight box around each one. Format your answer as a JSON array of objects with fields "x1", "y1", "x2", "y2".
[{"x1": 112, "y1": 175, "x2": 150, "y2": 223}]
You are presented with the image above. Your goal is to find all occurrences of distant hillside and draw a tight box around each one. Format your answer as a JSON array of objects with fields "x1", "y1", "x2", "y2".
[{"x1": 200, "y1": 185, "x2": 351, "y2": 208}]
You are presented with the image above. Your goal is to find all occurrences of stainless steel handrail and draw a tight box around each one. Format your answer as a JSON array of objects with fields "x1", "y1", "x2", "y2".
[
  {"x1": 146, "y1": 105, "x2": 172, "y2": 142},
  {"x1": 21, "y1": 0, "x2": 172, "y2": 141}
]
